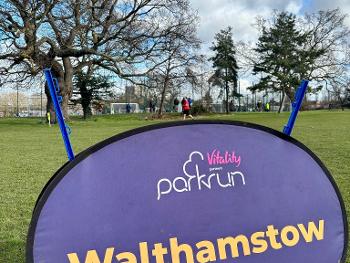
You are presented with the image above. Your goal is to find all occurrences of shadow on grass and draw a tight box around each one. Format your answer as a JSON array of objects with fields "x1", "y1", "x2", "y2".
[{"x1": 0, "y1": 240, "x2": 25, "y2": 262}]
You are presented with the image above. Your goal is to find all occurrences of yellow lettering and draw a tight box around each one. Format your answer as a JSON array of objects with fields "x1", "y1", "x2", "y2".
[
  {"x1": 67, "y1": 220, "x2": 325, "y2": 263},
  {"x1": 280, "y1": 226, "x2": 300, "y2": 247},
  {"x1": 266, "y1": 225, "x2": 282, "y2": 250},
  {"x1": 217, "y1": 235, "x2": 251, "y2": 259},
  {"x1": 139, "y1": 242, "x2": 149, "y2": 263},
  {"x1": 67, "y1": 248, "x2": 114, "y2": 263},
  {"x1": 67, "y1": 253, "x2": 80, "y2": 263},
  {"x1": 251, "y1": 232, "x2": 268, "y2": 254},
  {"x1": 152, "y1": 243, "x2": 168, "y2": 263},
  {"x1": 116, "y1": 252, "x2": 137, "y2": 263},
  {"x1": 298, "y1": 220, "x2": 325, "y2": 242},
  {"x1": 195, "y1": 240, "x2": 216, "y2": 263},
  {"x1": 170, "y1": 237, "x2": 194, "y2": 263}
]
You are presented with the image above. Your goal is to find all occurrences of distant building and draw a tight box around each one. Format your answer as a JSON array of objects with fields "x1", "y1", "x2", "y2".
[{"x1": 0, "y1": 92, "x2": 47, "y2": 117}]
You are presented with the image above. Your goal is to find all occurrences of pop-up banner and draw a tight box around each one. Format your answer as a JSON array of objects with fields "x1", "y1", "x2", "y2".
[{"x1": 27, "y1": 121, "x2": 347, "y2": 263}]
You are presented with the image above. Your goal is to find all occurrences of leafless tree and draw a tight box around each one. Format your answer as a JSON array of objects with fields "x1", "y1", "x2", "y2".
[
  {"x1": 327, "y1": 73, "x2": 350, "y2": 110},
  {"x1": 0, "y1": 0, "x2": 200, "y2": 118},
  {"x1": 300, "y1": 9, "x2": 350, "y2": 83},
  {"x1": 144, "y1": 8, "x2": 200, "y2": 116}
]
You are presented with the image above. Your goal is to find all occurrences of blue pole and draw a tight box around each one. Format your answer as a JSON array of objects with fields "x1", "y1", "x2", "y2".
[
  {"x1": 283, "y1": 80, "x2": 309, "y2": 136},
  {"x1": 44, "y1": 69, "x2": 75, "y2": 161}
]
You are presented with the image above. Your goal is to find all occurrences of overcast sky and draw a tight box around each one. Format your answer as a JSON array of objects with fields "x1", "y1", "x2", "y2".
[
  {"x1": 190, "y1": 0, "x2": 350, "y2": 46},
  {"x1": 189, "y1": 0, "x2": 350, "y2": 95}
]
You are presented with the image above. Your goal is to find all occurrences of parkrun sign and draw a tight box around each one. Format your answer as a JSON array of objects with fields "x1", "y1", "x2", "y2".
[{"x1": 26, "y1": 121, "x2": 348, "y2": 263}]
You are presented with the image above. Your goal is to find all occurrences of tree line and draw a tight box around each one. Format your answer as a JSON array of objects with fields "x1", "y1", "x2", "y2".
[
  {"x1": 0, "y1": 1, "x2": 349, "y2": 118},
  {"x1": 211, "y1": 9, "x2": 350, "y2": 113}
]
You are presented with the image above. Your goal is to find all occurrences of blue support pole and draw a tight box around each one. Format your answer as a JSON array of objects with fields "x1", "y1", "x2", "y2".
[
  {"x1": 283, "y1": 80, "x2": 309, "y2": 136},
  {"x1": 44, "y1": 68, "x2": 75, "y2": 161}
]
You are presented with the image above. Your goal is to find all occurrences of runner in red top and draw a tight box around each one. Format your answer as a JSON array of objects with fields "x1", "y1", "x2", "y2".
[{"x1": 181, "y1": 97, "x2": 193, "y2": 120}]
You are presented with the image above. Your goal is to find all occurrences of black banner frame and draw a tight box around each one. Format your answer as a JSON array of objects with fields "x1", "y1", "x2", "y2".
[{"x1": 26, "y1": 120, "x2": 348, "y2": 263}]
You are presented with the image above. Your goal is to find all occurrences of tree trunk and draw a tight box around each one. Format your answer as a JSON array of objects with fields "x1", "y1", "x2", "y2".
[
  {"x1": 81, "y1": 89, "x2": 93, "y2": 120},
  {"x1": 225, "y1": 67, "x2": 229, "y2": 114},
  {"x1": 61, "y1": 94, "x2": 70, "y2": 119},
  {"x1": 44, "y1": 62, "x2": 64, "y2": 122},
  {"x1": 158, "y1": 76, "x2": 169, "y2": 117},
  {"x1": 82, "y1": 104, "x2": 92, "y2": 119},
  {"x1": 45, "y1": 85, "x2": 56, "y2": 123},
  {"x1": 225, "y1": 84, "x2": 229, "y2": 114},
  {"x1": 338, "y1": 94, "x2": 345, "y2": 111},
  {"x1": 278, "y1": 90, "x2": 285, "y2": 114},
  {"x1": 158, "y1": 62, "x2": 171, "y2": 117},
  {"x1": 285, "y1": 87, "x2": 294, "y2": 104},
  {"x1": 62, "y1": 57, "x2": 74, "y2": 119},
  {"x1": 44, "y1": 60, "x2": 72, "y2": 120}
]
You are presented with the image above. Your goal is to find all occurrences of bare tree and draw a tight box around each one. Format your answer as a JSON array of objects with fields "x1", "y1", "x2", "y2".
[
  {"x1": 144, "y1": 6, "x2": 200, "y2": 117},
  {"x1": 328, "y1": 73, "x2": 350, "y2": 110},
  {"x1": 0, "y1": 0, "x2": 200, "y2": 118},
  {"x1": 300, "y1": 9, "x2": 350, "y2": 83}
]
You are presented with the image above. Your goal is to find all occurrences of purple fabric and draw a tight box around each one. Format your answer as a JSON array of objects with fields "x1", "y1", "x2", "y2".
[{"x1": 33, "y1": 124, "x2": 345, "y2": 262}]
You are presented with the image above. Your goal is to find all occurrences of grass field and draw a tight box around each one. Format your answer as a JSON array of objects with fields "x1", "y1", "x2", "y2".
[{"x1": 0, "y1": 111, "x2": 349, "y2": 262}]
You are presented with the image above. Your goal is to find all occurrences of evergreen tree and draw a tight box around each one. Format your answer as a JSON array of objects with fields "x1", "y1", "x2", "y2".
[
  {"x1": 252, "y1": 12, "x2": 304, "y2": 113},
  {"x1": 210, "y1": 27, "x2": 239, "y2": 114},
  {"x1": 72, "y1": 72, "x2": 114, "y2": 119}
]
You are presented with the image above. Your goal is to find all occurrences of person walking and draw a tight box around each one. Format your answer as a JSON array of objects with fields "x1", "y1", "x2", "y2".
[
  {"x1": 149, "y1": 100, "x2": 153, "y2": 113},
  {"x1": 181, "y1": 97, "x2": 193, "y2": 120},
  {"x1": 174, "y1": 98, "x2": 179, "y2": 112},
  {"x1": 187, "y1": 97, "x2": 192, "y2": 108},
  {"x1": 47, "y1": 112, "x2": 51, "y2": 127},
  {"x1": 126, "y1": 103, "x2": 131, "y2": 113}
]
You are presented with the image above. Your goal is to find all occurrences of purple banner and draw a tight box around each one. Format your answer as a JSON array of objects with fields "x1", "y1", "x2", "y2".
[{"x1": 27, "y1": 121, "x2": 347, "y2": 263}]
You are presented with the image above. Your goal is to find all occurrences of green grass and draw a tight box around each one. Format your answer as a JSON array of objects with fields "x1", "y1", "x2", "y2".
[{"x1": 0, "y1": 111, "x2": 349, "y2": 262}]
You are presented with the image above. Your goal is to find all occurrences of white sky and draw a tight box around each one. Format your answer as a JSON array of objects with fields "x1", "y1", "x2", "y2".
[{"x1": 191, "y1": 0, "x2": 350, "y2": 45}]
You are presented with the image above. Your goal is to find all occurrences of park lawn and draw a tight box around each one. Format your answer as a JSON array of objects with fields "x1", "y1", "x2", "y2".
[{"x1": 0, "y1": 110, "x2": 349, "y2": 262}]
